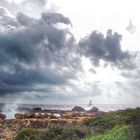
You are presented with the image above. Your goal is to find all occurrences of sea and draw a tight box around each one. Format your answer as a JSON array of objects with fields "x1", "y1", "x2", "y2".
[{"x1": 0, "y1": 103, "x2": 140, "y2": 119}]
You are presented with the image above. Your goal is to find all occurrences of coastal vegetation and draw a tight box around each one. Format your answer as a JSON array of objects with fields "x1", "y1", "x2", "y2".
[
  {"x1": 83, "y1": 125, "x2": 134, "y2": 140},
  {"x1": 15, "y1": 126, "x2": 90, "y2": 140},
  {"x1": 14, "y1": 107, "x2": 140, "y2": 140}
]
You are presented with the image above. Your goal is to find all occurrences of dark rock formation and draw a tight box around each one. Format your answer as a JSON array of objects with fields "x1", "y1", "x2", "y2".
[
  {"x1": 15, "y1": 113, "x2": 35, "y2": 119},
  {"x1": 71, "y1": 106, "x2": 85, "y2": 112},
  {"x1": 33, "y1": 107, "x2": 42, "y2": 112},
  {"x1": 87, "y1": 107, "x2": 99, "y2": 113},
  {"x1": 0, "y1": 113, "x2": 6, "y2": 119}
]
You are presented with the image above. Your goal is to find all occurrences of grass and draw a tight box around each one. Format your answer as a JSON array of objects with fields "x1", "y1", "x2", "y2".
[{"x1": 83, "y1": 125, "x2": 134, "y2": 140}]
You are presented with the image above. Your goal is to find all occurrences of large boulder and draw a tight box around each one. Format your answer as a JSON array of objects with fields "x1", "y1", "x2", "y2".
[
  {"x1": 15, "y1": 113, "x2": 35, "y2": 119},
  {"x1": 15, "y1": 113, "x2": 26, "y2": 119},
  {"x1": 87, "y1": 107, "x2": 99, "y2": 113},
  {"x1": 0, "y1": 113, "x2": 6, "y2": 119},
  {"x1": 71, "y1": 106, "x2": 85, "y2": 112},
  {"x1": 33, "y1": 107, "x2": 42, "y2": 112}
]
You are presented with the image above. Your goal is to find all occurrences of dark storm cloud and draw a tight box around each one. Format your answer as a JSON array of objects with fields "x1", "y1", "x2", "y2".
[
  {"x1": 0, "y1": 65, "x2": 74, "y2": 95},
  {"x1": 0, "y1": 9, "x2": 73, "y2": 65},
  {"x1": 1, "y1": 3, "x2": 140, "y2": 103},
  {"x1": 79, "y1": 29, "x2": 134, "y2": 69},
  {"x1": 0, "y1": 7, "x2": 78, "y2": 96},
  {"x1": 41, "y1": 12, "x2": 71, "y2": 25}
]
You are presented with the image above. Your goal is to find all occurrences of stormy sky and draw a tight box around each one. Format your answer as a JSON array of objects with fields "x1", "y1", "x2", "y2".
[{"x1": 0, "y1": 0, "x2": 140, "y2": 104}]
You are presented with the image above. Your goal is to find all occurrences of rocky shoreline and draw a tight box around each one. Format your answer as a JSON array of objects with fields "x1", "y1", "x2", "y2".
[
  {"x1": 0, "y1": 107, "x2": 140, "y2": 140},
  {"x1": 0, "y1": 106, "x2": 105, "y2": 140}
]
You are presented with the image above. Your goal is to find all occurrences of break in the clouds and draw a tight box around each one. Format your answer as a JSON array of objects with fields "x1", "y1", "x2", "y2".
[{"x1": 0, "y1": 0, "x2": 140, "y2": 104}]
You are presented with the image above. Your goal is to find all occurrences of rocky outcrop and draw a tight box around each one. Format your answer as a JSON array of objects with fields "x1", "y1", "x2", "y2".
[
  {"x1": 15, "y1": 113, "x2": 35, "y2": 119},
  {"x1": 0, "y1": 113, "x2": 6, "y2": 119},
  {"x1": 33, "y1": 107, "x2": 42, "y2": 112},
  {"x1": 71, "y1": 106, "x2": 85, "y2": 112},
  {"x1": 87, "y1": 107, "x2": 98, "y2": 113},
  {"x1": 15, "y1": 112, "x2": 62, "y2": 119}
]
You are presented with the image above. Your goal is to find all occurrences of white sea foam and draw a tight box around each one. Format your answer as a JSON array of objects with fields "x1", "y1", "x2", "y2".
[{"x1": 2, "y1": 103, "x2": 18, "y2": 119}]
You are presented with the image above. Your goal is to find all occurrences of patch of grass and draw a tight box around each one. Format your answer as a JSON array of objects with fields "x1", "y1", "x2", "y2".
[{"x1": 83, "y1": 125, "x2": 134, "y2": 140}]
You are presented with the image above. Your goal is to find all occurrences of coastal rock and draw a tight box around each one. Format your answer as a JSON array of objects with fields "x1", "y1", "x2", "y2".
[
  {"x1": 43, "y1": 109, "x2": 65, "y2": 114},
  {"x1": 33, "y1": 107, "x2": 42, "y2": 112},
  {"x1": 15, "y1": 113, "x2": 26, "y2": 119},
  {"x1": 87, "y1": 107, "x2": 99, "y2": 113},
  {"x1": 0, "y1": 113, "x2": 6, "y2": 119},
  {"x1": 15, "y1": 113, "x2": 35, "y2": 119},
  {"x1": 72, "y1": 106, "x2": 85, "y2": 112}
]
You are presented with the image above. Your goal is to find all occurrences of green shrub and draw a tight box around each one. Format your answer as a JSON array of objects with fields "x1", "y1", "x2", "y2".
[
  {"x1": 14, "y1": 128, "x2": 47, "y2": 140},
  {"x1": 83, "y1": 125, "x2": 134, "y2": 140},
  {"x1": 14, "y1": 125, "x2": 90, "y2": 140},
  {"x1": 84, "y1": 107, "x2": 140, "y2": 134}
]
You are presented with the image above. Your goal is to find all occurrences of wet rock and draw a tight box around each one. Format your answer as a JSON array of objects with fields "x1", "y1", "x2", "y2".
[
  {"x1": 15, "y1": 113, "x2": 35, "y2": 119},
  {"x1": 0, "y1": 113, "x2": 6, "y2": 119},
  {"x1": 43, "y1": 109, "x2": 65, "y2": 114},
  {"x1": 26, "y1": 113, "x2": 35, "y2": 118},
  {"x1": 33, "y1": 107, "x2": 42, "y2": 112},
  {"x1": 87, "y1": 107, "x2": 99, "y2": 113},
  {"x1": 15, "y1": 113, "x2": 26, "y2": 119},
  {"x1": 71, "y1": 106, "x2": 85, "y2": 112}
]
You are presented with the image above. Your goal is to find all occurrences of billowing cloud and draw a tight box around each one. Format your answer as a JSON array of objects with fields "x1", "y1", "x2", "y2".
[
  {"x1": 0, "y1": 6, "x2": 79, "y2": 97},
  {"x1": 79, "y1": 29, "x2": 135, "y2": 69},
  {"x1": 0, "y1": 1, "x2": 140, "y2": 104}
]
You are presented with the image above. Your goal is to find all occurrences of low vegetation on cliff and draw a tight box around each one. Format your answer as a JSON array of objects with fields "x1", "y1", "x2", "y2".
[
  {"x1": 15, "y1": 126, "x2": 90, "y2": 140},
  {"x1": 14, "y1": 108, "x2": 140, "y2": 140}
]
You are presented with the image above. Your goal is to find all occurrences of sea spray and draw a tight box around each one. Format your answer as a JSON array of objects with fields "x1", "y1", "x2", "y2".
[{"x1": 2, "y1": 103, "x2": 18, "y2": 119}]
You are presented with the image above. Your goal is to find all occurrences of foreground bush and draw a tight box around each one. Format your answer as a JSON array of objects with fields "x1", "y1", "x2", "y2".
[
  {"x1": 84, "y1": 107, "x2": 140, "y2": 134},
  {"x1": 14, "y1": 126, "x2": 90, "y2": 140},
  {"x1": 84, "y1": 108, "x2": 140, "y2": 139},
  {"x1": 83, "y1": 125, "x2": 134, "y2": 140},
  {"x1": 14, "y1": 128, "x2": 46, "y2": 140}
]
